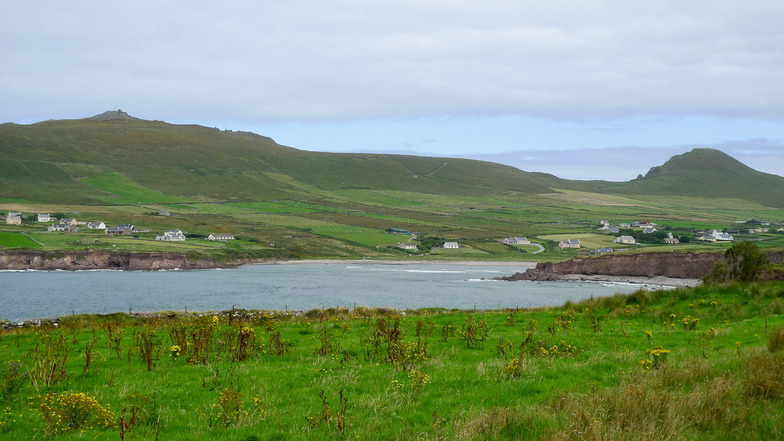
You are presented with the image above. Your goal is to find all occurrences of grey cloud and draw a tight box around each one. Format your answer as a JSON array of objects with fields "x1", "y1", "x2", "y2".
[{"x1": 2, "y1": 1, "x2": 784, "y2": 123}]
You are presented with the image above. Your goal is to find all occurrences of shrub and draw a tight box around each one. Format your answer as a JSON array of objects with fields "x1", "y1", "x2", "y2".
[
  {"x1": 36, "y1": 392, "x2": 115, "y2": 436},
  {"x1": 768, "y1": 327, "x2": 784, "y2": 353}
]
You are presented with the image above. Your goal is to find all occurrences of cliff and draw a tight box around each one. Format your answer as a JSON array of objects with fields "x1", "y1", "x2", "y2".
[
  {"x1": 0, "y1": 250, "x2": 236, "y2": 271},
  {"x1": 501, "y1": 251, "x2": 784, "y2": 281}
]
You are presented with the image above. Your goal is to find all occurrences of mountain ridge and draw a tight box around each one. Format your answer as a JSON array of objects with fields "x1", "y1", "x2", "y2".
[{"x1": 1, "y1": 112, "x2": 782, "y2": 207}]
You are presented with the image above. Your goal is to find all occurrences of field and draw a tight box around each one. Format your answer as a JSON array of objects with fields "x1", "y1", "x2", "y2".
[{"x1": 2, "y1": 282, "x2": 784, "y2": 440}]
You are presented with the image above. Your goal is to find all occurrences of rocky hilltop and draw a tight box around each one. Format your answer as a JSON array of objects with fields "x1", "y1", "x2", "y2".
[
  {"x1": 0, "y1": 250, "x2": 235, "y2": 271},
  {"x1": 501, "y1": 251, "x2": 784, "y2": 282}
]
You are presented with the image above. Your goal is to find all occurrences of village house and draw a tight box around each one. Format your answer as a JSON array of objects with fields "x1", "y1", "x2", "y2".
[
  {"x1": 60, "y1": 218, "x2": 78, "y2": 226},
  {"x1": 207, "y1": 233, "x2": 235, "y2": 241},
  {"x1": 36, "y1": 213, "x2": 53, "y2": 222},
  {"x1": 87, "y1": 221, "x2": 106, "y2": 229},
  {"x1": 156, "y1": 229, "x2": 186, "y2": 241},
  {"x1": 396, "y1": 243, "x2": 418, "y2": 252},
  {"x1": 109, "y1": 224, "x2": 138, "y2": 235},
  {"x1": 443, "y1": 242, "x2": 459, "y2": 249},
  {"x1": 613, "y1": 235, "x2": 636, "y2": 244},
  {"x1": 663, "y1": 233, "x2": 680, "y2": 244},
  {"x1": 558, "y1": 239, "x2": 581, "y2": 249},
  {"x1": 48, "y1": 223, "x2": 78, "y2": 232},
  {"x1": 502, "y1": 237, "x2": 530, "y2": 245},
  {"x1": 5, "y1": 212, "x2": 22, "y2": 225},
  {"x1": 643, "y1": 227, "x2": 657, "y2": 234}
]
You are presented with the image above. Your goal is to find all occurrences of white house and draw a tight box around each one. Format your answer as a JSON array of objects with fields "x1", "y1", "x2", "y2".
[
  {"x1": 710, "y1": 230, "x2": 733, "y2": 241},
  {"x1": 396, "y1": 243, "x2": 418, "y2": 251},
  {"x1": 503, "y1": 237, "x2": 530, "y2": 245},
  {"x1": 156, "y1": 229, "x2": 186, "y2": 241},
  {"x1": 48, "y1": 223, "x2": 77, "y2": 232},
  {"x1": 443, "y1": 242, "x2": 459, "y2": 249},
  {"x1": 207, "y1": 233, "x2": 235, "y2": 241},
  {"x1": 87, "y1": 221, "x2": 106, "y2": 229},
  {"x1": 37, "y1": 213, "x2": 53, "y2": 222},
  {"x1": 613, "y1": 235, "x2": 636, "y2": 244}
]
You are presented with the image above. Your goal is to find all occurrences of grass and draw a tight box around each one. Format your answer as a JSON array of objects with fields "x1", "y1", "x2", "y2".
[
  {"x1": 78, "y1": 172, "x2": 194, "y2": 205},
  {"x1": 0, "y1": 231, "x2": 42, "y2": 248},
  {"x1": 2, "y1": 282, "x2": 783, "y2": 439}
]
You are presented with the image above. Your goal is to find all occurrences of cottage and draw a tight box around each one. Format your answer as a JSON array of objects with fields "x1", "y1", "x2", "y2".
[
  {"x1": 36, "y1": 213, "x2": 53, "y2": 222},
  {"x1": 87, "y1": 221, "x2": 106, "y2": 229},
  {"x1": 114, "y1": 224, "x2": 138, "y2": 235},
  {"x1": 6, "y1": 212, "x2": 21, "y2": 225},
  {"x1": 207, "y1": 233, "x2": 235, "y2": 241},
  {"x1": 613, "y1": 235, "x2": 636, "y2": 244},
  {"x1": 396, "y1": 243, "x2": 418, "y2": 252},
  {"x1": 558, "y1": 239, "x2": 581, "y2": 249},
  {"x1": 709, "y1": 230, "x2": 733, "y2": 241},
  {"x1": 663, "y1": 237, "x2": 680, "y2": 244},
  {"x1": 503, "y1": 237, "x2": 530, "y2": 245},
  {"x1": 643, "y1": 227, "x2": 657, "y2": 234},
  {"x1": 443, "y1": 242, "x2": 459, "y2": 249},
  {"x1": 48, "y1": 223, "x2": 78, "y2": 232},
  {"x1": 60, "y1": 218, "x2": 78, "y2": 226},
  {"x1": 156, "y1": 229, "x2": 186, "y2": 241}
]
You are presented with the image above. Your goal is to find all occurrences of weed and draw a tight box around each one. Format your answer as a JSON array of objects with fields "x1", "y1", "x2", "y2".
[{"x1": 35, "y1": 391, "x2": 114, "y2": 436}]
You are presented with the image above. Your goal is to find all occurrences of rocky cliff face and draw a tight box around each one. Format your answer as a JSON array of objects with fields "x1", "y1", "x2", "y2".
[
  {"x1": 501, "y1": 251, "x2": 784, "y2": 281},
  {"x1": 0, "y1": 250, "x2": 233, "y2": 271}
]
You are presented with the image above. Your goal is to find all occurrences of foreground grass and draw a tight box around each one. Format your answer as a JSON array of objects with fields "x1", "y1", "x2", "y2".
[{"x1": 1, "y1": 283, "x2": 784, "y2": 440}]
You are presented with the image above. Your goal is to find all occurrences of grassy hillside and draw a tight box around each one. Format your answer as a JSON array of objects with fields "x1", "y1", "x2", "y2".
[
  {"x1": 568, "y1": 148, "x2": 784, "y2": 207},
  {"x1": 1, "y1": 113, "x2": 783, "y2": 260}
]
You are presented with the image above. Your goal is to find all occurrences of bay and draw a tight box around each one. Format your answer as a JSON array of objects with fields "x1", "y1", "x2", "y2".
[{"x1": 0, "y1": 262, "x2": 660, "y2": 321}]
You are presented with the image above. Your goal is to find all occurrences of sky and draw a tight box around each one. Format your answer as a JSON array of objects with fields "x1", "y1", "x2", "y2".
[{"x1": 2, "y1": 1, "x2": 783, "y2": 181}]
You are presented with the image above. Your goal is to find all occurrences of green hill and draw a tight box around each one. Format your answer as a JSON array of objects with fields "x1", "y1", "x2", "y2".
[{"x1": 0, "y1": 111, "x2": 552, "y2": 204}]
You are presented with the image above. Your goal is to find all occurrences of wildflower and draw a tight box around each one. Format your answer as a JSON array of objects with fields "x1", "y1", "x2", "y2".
[{"x1": 170, "y1": 345, "x2": 181, "y2": 357}]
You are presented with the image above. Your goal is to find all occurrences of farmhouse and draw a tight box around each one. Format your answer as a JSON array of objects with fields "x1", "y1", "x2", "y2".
[
  {"x1": 36, "y1": 213, "x2": 53, "y2": 222},
  {"x1": 207, "y1": 233, "x2": 235, "y2": 241},
  {"x1": 87, "y1": 221, "x2": 106, "y2": 229},
  {"x1": 443, "y1": 242, "x2": 459, "y2": 249},
  {"x1": 558, "y1": 239, "x2": 581, "y2": 249},
  {"x1": 613, "y1": 235, "x2": 636, "y2": 244},
  {"x1": 503, "y1": 237, "x2": 530, "y2": 245},
  {"x1": 6, "y1": 212, "x2": 22, "y2": 225},
  {"x1": 156, "y1": 229, "x2": 186, "y2": 241},
  {"x1": 396, "y1": 243, "x2": 418, "y2": 251},
  {"x1": 109, "y1": 224, "x2": 138, "y2": 235},
  {"x1": 48, "y1": 223, "x2": 78, "y2": 232}
]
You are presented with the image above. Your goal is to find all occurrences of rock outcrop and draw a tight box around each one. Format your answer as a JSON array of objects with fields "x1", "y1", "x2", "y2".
[
  {"x1": 0, "y1": 250, "x2": 234, "y2": 271},
  {"x1": 501, "y1": 251, "x2": 784, "y2": 282}
]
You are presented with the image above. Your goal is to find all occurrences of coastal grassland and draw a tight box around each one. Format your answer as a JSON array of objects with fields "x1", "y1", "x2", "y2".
[
  {"x1": 2, "y1": 283, "x2": 784, "y2": 440},
  {"x1": 0, "y1": 231, "x2": 42, "y2": 248}
]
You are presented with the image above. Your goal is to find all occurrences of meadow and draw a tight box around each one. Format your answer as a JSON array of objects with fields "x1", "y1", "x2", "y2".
[{"x1": 2, "y1": 282, "x2": 783, "y2": 440}]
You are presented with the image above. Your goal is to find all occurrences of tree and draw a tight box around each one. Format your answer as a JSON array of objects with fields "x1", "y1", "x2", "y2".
[
  {"x1": 725, "y1": 241, "x2": 769, "y2": 282},
  {"x1": 704, "y1": 242, "x2": 769, "y2": 284}
]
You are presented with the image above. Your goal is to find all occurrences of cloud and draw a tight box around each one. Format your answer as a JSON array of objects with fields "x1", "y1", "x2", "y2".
[{"x1": 2, "y1": 1, "x2": 784, "y2": 124}]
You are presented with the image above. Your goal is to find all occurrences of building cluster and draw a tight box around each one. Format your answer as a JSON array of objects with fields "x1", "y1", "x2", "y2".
[{"x1": 3, "y1": 211, "x2": 237, "y2": 244}]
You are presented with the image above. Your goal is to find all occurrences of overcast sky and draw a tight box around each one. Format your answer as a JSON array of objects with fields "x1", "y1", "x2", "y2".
[{"x1": 2, "y1": 1, "x2": 783, "y2": 180}]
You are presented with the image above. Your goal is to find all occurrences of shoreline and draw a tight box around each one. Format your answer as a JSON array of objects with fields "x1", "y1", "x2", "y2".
[
  {"x1": 273, "y1": 259, "x2": 535, "y2": 267},
  {"x1": 558, "y1": 273, "x2": 701, "y2": 288}
]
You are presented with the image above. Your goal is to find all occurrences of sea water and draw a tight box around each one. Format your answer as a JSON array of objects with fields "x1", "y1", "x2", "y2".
[{"x1": 0, "y1": 263, "x2": 662, "y2": 321}]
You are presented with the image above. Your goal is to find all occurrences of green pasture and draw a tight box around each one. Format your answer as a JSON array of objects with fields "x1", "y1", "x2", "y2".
[
  {"x1": 308, "y1": 225, "x2": 403, "y2": 247},
  {"x1": 1, "y1": 283, "x2": 784, "y2": 439},
  {"x1": 78, "y1": 172, "x2": 194, "y2": 205},
  {"x1": 0, "y1": 231, "x2": 41, "y2": 248}
]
